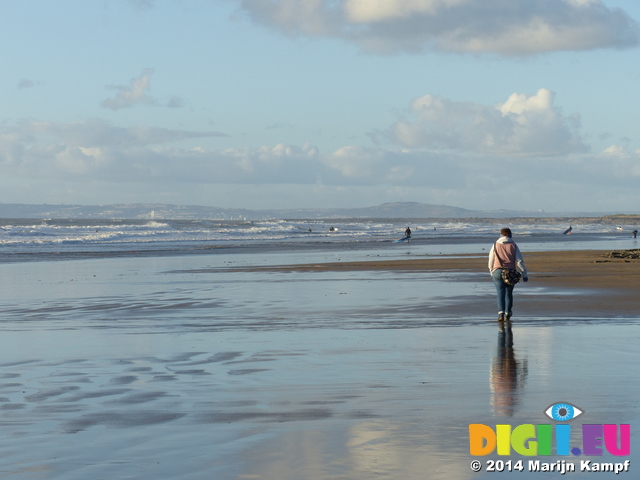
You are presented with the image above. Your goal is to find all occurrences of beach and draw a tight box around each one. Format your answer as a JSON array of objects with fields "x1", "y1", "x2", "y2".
[
  {"x1": 238, "y1": 249, "x2": 640, "y2": 319},
  {"x1": 1, "y1": 243, "x2": 639, "y2": 479}
]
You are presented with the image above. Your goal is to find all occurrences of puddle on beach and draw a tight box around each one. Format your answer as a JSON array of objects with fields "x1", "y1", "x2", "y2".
[
  {"x1": 0, "y1": 254, "x2": 493, "y2": 333},
  {"x1": 0, "y1": 255, "x2": 638, "y2": 479}
]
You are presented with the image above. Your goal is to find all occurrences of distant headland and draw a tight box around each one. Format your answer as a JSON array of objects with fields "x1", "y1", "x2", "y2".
[{"x1": 0, "y1": 202, "x2": 637, "y2": 222}]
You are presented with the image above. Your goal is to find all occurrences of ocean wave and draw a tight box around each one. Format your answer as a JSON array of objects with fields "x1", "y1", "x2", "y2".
[{"x1": 0, "y1": 218, "x2": 633, "y2": 256}]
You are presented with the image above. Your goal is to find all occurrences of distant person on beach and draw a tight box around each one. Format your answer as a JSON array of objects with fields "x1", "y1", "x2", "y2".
[
  {"x1": 633, "y1": 230, "x2": 638, "y2": 239},
  {"x1": 488, "y1": 228, "x2": 528, "y2": 322}
]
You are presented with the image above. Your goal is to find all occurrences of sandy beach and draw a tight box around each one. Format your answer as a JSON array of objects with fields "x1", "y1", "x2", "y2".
[
  {"x1": 1, "y1": 247, "x2": 638, "y2": 479},
  {"x1": 229, "y1": 249, "x2": 640, "y2": 319}
]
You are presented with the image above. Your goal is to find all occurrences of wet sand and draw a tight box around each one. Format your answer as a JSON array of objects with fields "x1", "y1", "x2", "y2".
[
  {"x1": 234, "y1": 249, "x2": 640, "y2": 318},
  {"x1": 0, "y1": 250, "x2": 638, "y2": 479}
]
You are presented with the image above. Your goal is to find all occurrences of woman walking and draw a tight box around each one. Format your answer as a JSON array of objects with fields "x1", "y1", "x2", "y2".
[{"x1": 488, "y1": 228, "x2": 528, "y2": 321}]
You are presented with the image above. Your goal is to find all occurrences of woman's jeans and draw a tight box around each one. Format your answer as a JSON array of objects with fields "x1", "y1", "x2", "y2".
[{"x1": 492, "y1": 269, "x2": 514, "y2": 314}]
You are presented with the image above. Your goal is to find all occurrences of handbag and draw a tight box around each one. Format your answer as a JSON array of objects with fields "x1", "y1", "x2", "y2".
[
  {"x1": 493, "y1": 243, "x2": 522, "y2": 285},
  {"x1": 501, "y1": 268, "x2": 522, "y2": 286}
]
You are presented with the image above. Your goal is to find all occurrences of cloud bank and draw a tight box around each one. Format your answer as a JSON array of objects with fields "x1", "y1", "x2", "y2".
[
  {"x1": 0, "y1": 120, "x2": 227, "y2": 178},
  {"x1": 235, "y1": 0, "x2": 639, "y2": 55},
  {"x1": 390, "y1": 88, "x2": 587, "y2": 156},
  {"x1": 0, "y1": 116, "x2": 637, "y2": 191}
]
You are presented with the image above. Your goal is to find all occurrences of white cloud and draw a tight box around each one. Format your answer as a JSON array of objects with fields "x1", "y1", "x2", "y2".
[
  {"x1": 344, "y1": 0, "x2": 470, "y2": 23},
  {"x1": 102, "y1": 68, "x2": 157, "y2": 110},
  {"x1": 324, "y1": 146, "x2": 386, "y2": 177},
  {"x1": 602, "y1": 144, "x2": 632, "y2": 157},
  {"x1": 235, "y1": 0, "x2": 639, "y2": 55},
  {"x1": 225, "y1": 143, "x2": 320, "y2": 177},
  {"x1": 54, "y1": 146, "x2": 107, "y2": 175},
  {"x1": 498, "y1": 89, "x2": 555, "y2": 115},
  {"x1": 101, "y1": 69, "x2": 185, "y2": 110},
  {"x1": 390, "y1": 89, "x2": 587, "y2": 156}
]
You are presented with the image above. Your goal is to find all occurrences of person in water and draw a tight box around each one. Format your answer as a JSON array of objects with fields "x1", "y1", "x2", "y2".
[
  {"x1": 488, "y1": 228, "x2": 528, "y2": 322},
  {"x1": 405, "y1": 227, "x2": 411, "y2": 238}
]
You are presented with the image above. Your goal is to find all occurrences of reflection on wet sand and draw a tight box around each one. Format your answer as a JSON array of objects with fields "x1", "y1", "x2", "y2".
[
  {"x1": 345, "y1": 421, "x2": 476, "y2": 480},
  {"x1": 236, "y1": 420, "x2": 477, "y2": 480},
  {"x1": 490, "y1": 321, "x2": 528, "y2": 417}
]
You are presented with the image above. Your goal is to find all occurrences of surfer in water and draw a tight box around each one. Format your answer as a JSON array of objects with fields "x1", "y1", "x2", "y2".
[
  {"x1": 405, "y1": 227, "x2": 411, "y2": 239},
  {"x1": 563, "y1": 226, "x2": 572, "y2": 235}
]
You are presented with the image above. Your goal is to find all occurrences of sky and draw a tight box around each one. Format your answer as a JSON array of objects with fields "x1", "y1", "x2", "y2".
[{"x1": 2, "y1": 0, "x2": 640, "y2": 213}]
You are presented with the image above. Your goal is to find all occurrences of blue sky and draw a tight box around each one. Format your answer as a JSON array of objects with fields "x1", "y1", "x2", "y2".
[{"x1": 2, "y1": 0, "x2": 640, "y2": 212}]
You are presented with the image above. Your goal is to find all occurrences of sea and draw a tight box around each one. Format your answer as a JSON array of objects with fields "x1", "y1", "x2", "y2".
[{"x1": 0, "y1": 217, "x2": 636, "y2": 264}]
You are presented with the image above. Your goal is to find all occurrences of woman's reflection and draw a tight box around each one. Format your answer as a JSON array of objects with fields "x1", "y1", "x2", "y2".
[{"x1": 490, "y1": 321, "x2": 527, "y2": 417}]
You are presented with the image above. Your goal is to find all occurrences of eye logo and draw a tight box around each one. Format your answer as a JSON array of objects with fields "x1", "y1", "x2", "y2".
[{"x1": 544, "y1": 403, "x2": 584, "y2": 422}]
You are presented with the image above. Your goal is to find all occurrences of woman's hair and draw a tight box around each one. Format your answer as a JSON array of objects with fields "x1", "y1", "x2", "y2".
[{"x1": 500, "y1": 228, "x2": 512, "y2": 238}]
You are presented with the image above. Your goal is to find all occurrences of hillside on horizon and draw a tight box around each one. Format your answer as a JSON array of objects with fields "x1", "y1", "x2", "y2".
[{"x1": 0, "y1": 201, "x2": 631, "y2": 221}]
